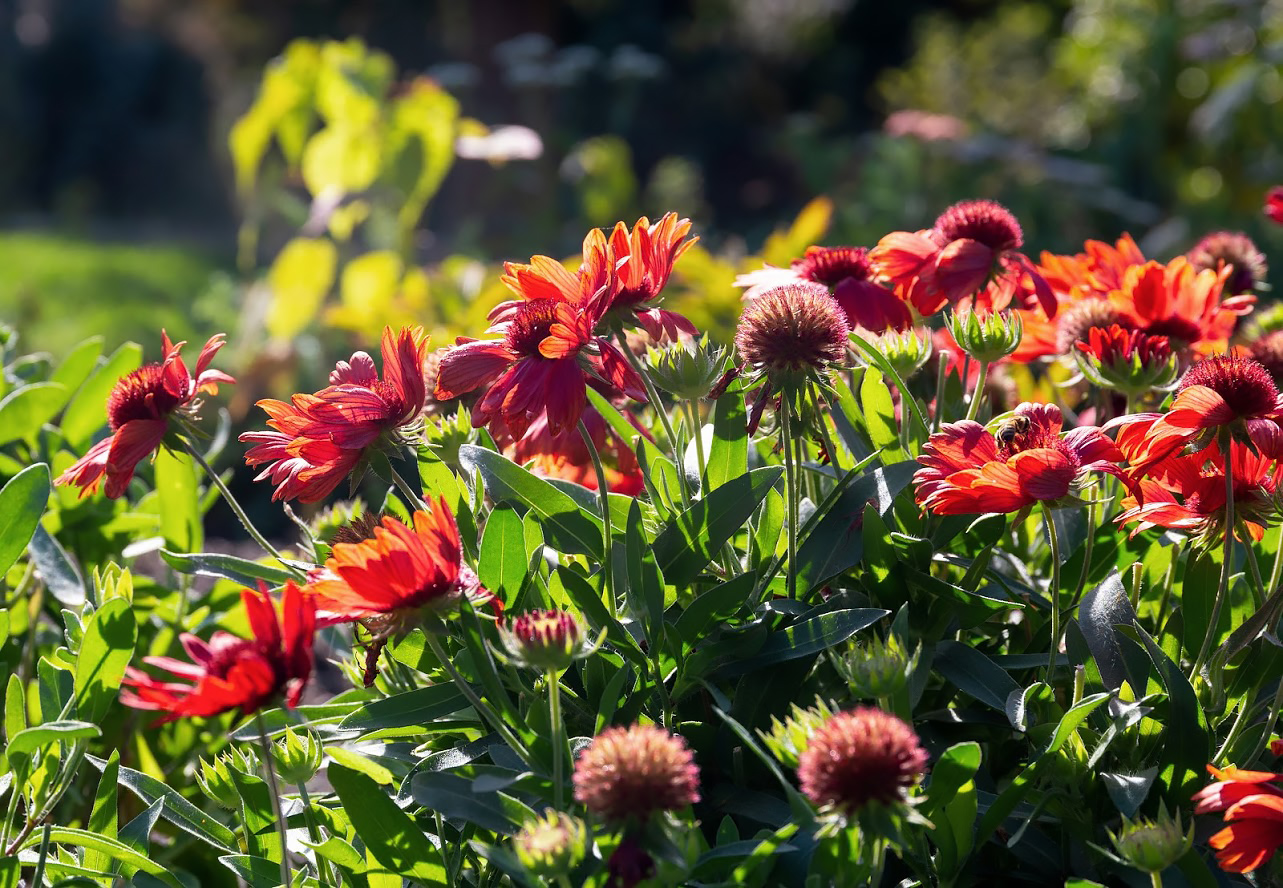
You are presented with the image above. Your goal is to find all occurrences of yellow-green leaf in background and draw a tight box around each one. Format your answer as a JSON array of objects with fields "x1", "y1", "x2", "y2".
[
  {"x1": 760, "y1": 195, "x2": 833, "y2": 267},
  {"x1": 387, "y1": 79, "x2": 459, "y2": 237},
  {"x1": 302, "y1": 124, "x2": 382, "y2": 197},
  {"x1": 332, "y1": 250, "x2": 402, "y2": 333},
  {"x1": 266, "y1": 237, "x2": 338, "y2": 339}
]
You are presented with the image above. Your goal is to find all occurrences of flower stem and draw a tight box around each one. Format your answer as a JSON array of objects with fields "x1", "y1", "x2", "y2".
[
  {"x1": 1242, "y1": 522, "x2": 1268, "y2": 609},
  {"x1": 1193, "y1": 439, "x2": 1237, "y2": 678},
  {"x1": 685, "y1": 399, "x2": 707, "y2": 485},
  {"x1": 389, "y1": 462, "x2": 430, "y2": 512},
  {"x1": 780, "y1": 397, "x2": 800, "y2": 600},
  {"x1": 579, "y1": 419, "x2": 617, "y2": 621},
  {"x1": 1269, "y1": 522, "x2": 1283, "y2": 600},
  {"x1": 809, "y1": 383, "x2": 843, "y2": 474},
  {"x1": 1043, "y1": 502, "x2": 1062, "y2": 678},
  {"x1": 963, "y1": 360, "x2": 990, "y2": 423},
  {"x1": 296, "y1": 782, "x2": 334, "y2": 888},
  {"x1": 1248, "y1": 677, "x2": 1283, "y2": 765},
  {"x1": 931, "y1": 350, "x2": 948, "y2": 431},
  {"x1": 424, "y1": 633, "x2": 533, "y2": 767},
  {"x1": 254, "y1": 712, "x2": 292, "y2": 888},
  {"x1": 613, "y1": 329, "x2": 690, "y2": 508},
  {"x1": 184, "y1": 441, "x2": 304, "y2": 579},
  {"x1": 547, "y1": 668, "x2": 566, "y2": 810}
]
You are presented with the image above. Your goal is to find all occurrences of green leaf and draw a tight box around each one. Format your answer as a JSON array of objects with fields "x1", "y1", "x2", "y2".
[
  {"x1": 7, "y1": 720, "x2": 99, "y2": 757},
  {"x1": 51, "y1": 336, "x2": 104, "y2": 393},
  {"x1": 0, "y1": 463, "x2": 50, "y2": 576},
  {"x1": 859, "y1": 367, "x2": 908, "y2": 461},
  {"x1": 73, "y1": 598, "x2": 137, "y2": 724},
  {"x1": 20, "y1": 828, "x2": 182, "y2": 888},
  {"x1": 675, "y1": 572, "x2": 756, "y2": 645},
  {"x1": 409, "y1": 772, "x2": 519, "y2": 835},
  {"x1": 218, "y1": 854, "x2": 282, "y2": 888},
  {"x1": 4, "y1": 674, "x2": 26, "y2": 746},
  {"x1": 29, "y1": 524, "x2": 85, "y2": 606},
  {"x1": 266, "y1": 237, "x2": 338, "y2": 339},
  {"x1": 338, "y1": 683, "x2": 469, "y2": 734},
  {"x1": 60, "y1": 342, "x2": 143, "y2": 449},
  {"x1": 707, "y1": 381, "x2": 748, "y2": 492},
  {"x1": 624, "y1": 499, "x2": 665, "y2": 643},
  {"x1": 637, "y1": 437, "x2": 683, "y2": 518},
  {"x1": 654, "y1": 466, "x2": 782, "y2": 584},
  {"x1": 329, "y1": 763, "x2": 448, "y2": 883},
  {"x1": 459, "y1": 444, "x2": 602, "y2": 557},
  {"x1": 934, "y1": 641, "x2": 1020, "y2": 712},
  {"x1": 715, "y1": 608, "x2": 887, "y2": 678},
  {"x1": 154, "y1": 448, "x2": 203, "y2": 553},
  {"x1": 88, "y1": 757, "x2": 239, "y2": 852},
  {"x1": 1135, "y1": 624, "x2": 1211, "y2": 800},
  {"x1": 84, "y1": 751, "x2": 120, "y2": 874},
  {"x1": 478, "y1": 507, "x2": 528, "y2": 602},
  {"x1": 327, "y1": 748, "x2": 395, "y2": 785},
  {"x1": 0, "y1": 382, "x2": 68, "y2": 446},
  {"x1": 159, "y1": 549, "x2": 295, "y2": 588}
]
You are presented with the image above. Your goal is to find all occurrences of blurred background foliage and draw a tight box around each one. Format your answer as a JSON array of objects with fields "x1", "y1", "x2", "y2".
[{"x1": 0, "y1": 0, "x2": 1281, "y2": 368}]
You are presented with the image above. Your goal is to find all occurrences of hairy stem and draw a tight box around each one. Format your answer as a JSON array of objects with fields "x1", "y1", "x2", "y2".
[
  {"x1": 254, "y1": 712, "x2": 292, "y2": 888},
  {"x1": 1043, "y1": 503, "x2": 1062, "y2": 678},
  {"x1": 579, "y1": 419, "x2": 617, "y2": 621}
]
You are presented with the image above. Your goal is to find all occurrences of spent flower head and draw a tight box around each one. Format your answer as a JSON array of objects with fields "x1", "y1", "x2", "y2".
[
  {"x1": 513, "y1": 810, "x2": 588, "y2": 880},
  {"x1": 497, "y1": 609, "x2": 600, "y2": 671},
  {"x1": 945, "y1": 308, "x2": 1023, "y2": 363},
  {"x1": 647, "y1": 334, "x2": 729, "y2": 400},
  {"x1": 1188, "y1": 231, "x2": 1267, "y2": 296},
  {"x1": 572, "y1": 723, "x2": 700, "y2": 823},
  {"x1": 797, "y1": 706, "x2": 928, "y2": 820},
  {"x1": 1109, "y1": 802, "x2": 1193, "y2": 875},
  {"x1": 734, "y1": 282, "x2": 851, "y2": 396}
]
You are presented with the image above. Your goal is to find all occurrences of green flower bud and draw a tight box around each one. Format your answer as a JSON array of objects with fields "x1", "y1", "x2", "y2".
[
  {"x1": 273, "y1": 727, "x2": 324, "y2": 785},
  {"x1": 514, "y1": 810, "x2": 588, "y2": 879},
  {"x1": 832, "y1": 634, "x2": 919, "y2": 700},
  {"x1": 862, "y1": 328, "x2": 933, "y2": 381},
  {"x1": 647, "y1": 335, "x2": 729, "y2": 400},
  {"x1": 423, "y1": 405, "x2": 476, "y2": 468},
  {"x1": 758, "y1": 698, "x2": 839, "y2": 769},
  {"x1": 196, "y1": 747, "x2": 257, "y2": 809},
  {"x1": 497, "y1": 609, "x2": 600, "y2": 672},
  {"x1": 1073, "y1": 325, "x2": 1178, "y2": 399},
  {"x1": 1109, "y1": 802, "x2": 1193, "y2": 875},
  {"x1": 946, "y1": 308, "x2": 1022, "y2": 363}
]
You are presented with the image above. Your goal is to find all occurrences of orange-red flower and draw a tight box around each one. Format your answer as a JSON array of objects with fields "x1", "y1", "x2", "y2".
[
  {"x1": 1115, "y1": 436, "x2": 1280, "y2": 543},
  {"x1": 1108, "y1": 258, "x2": 1250, "y2": 353},
  {"x1": 56, "y1": 331, "x2": 233, "y2": 499},
  {"x1": 1113, "y1": 354, "x2": 1283, "y2": 475},
  {"x1": 1073, "y1": 324, "x2": 1177, "y2": 396},
  {"x1": 914, "y1": 402, "x2": 1125, "y2": 515},
  {"x1": 870, "y1": 199, "x2": 1055, "y2": 320},
  {"x1": 305, "y1": 499, "x2": 491, "y2": 629},
  {"x1": 1194, "y1": 764, "x2": 1283, "y2": 873},
  {"x1": 1266, "y1": 186, "x2": 1283, "y2": 226},
  {"x1": 434, "y1": 298, "x2": 645, "y2": 439},
  {"x1": 121, "y1": 581, "x2": 314, "y2": 722},
  {"x1": 736, "y1": 246, "x2": 914, "y2": 333},
  {"x1": 240, "y1": 325, "x2": 429, "y2": 503},
  {"x1": 493, "y1": 402, "x2": 646, "y2": 496}
]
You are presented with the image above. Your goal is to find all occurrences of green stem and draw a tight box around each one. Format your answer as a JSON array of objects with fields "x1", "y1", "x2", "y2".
[
  {"x1": 685, "y1": 399, "x2": 708, "y2": 487},
  {"x1": 931, "y1": 348, "x2": 948, "y2": 431},
  {"x1": 1215, "y1": 696, "x2": 1254, "y2": 764},
  {"x1": 1069, "y1": 500, "x2": 1097, "y2": 610},
  {"x1": 613, "y1": 329, "x2": 690, "y2": 508},
  {"x1": 1043, "y1": 503, "x2": 1062, "y2": 679},
  {"x1": 296, "y1": 783, "x2": 334, "y2": 888},
  {"x1": 389, "y1": 463, "x2": 430, "y2": 512},
  {"x1": 579, "y1": 420, "x2": 617, "y2": 621},
  {"x1": 30, "y1": 824, "x2": 51, "y2": 888},
  {"x1": 1248, "y1": 678, "x2": 1283, "y2": 765},
  {"x1": 184, "y1": 441, "x2": 304, "y2": 579},
  {"x1": 780, "y1": 398, "x2": 800, "y2": 600},
  {"x1": 1269, "y1": 521, "x2": 1283, "y2": 600},
  {"x1": 254, "y1": 712, "x2": 292, "y2": 888},
  {"x1": 548, "y1": 668, "x2": 566, "y2": 810},
  {"x1": 809, "y1": 383, "x2": 844, "y2": 474},
  {"x1": 1193, "y1": 439, "x2": 1237, "y2": 678},
  {"x1": 963, "y1": 360, "x2": 990, "y2": 423},
  {"x1": 1242, "y1": 522, "x2": 1268, "y2": 610},
  {"x1": 424, "y1": 633, "x2": 533, "y2": 766}
]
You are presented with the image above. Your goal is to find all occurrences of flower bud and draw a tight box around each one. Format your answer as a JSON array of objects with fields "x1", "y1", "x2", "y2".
[
  {"x1": 513, "y1": 810, "x2": 588, "y2": 879},
  {"x1": 945, "y1": 308, "x2": 1022, "y2": 363},
  {"x1": 497, "y1": 609, "x2": 597, "y2": 672},
  {"x1": 861, "y1": 328, "x2": 933, "y2": 381},
  {"x1": 1109, "y1": 803, "x2": 1193, "y2": 875},
  {"x1": 1074, "y1": 325, "x2": 1178, "y2": 399},
  {"x1": 196, "y1": 747, "x2": 256, "y2": 809},
  {"x1": 832, "y1": 634, "x2": 919, "y2": 700},
  {"x1": 272, "y1": 727, "x2": 324, "y2": 785},
  {"x1": 647, "y1": 335, "x2": 729, "y2": 400},
  {"x1": 759, "y1": 698, "x2": 839, "y2": 769}
]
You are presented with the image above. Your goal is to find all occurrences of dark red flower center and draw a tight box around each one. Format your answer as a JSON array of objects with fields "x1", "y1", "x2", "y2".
[
  {"x1": 203, "y1": 638, "x2": 269, "y2": 681},
  {"x1": 506, "y1": 299, "x2": 563, "y2": 358},
  {"x1": 107, "y1": 364, "x2": 185, "y2": 429},
  {"x1": 1180, "y1": 355, "x2": 1280, "y2": 418},
  {"x1": 369, "y1": 379, "x2": 409, "y2": 417},
  {"x1": 1142, "y1": 316, "x2": 1204, "y2": 347},
  {"x1": 793, "y1": 246, "x2": 875, "y2": 286},
  {"x1": 1055, "y1": 300, "x2": 1131, "y2": 355},
  {"x1": 933, "y1": 200, "x2": 1023, "y2": 252}
]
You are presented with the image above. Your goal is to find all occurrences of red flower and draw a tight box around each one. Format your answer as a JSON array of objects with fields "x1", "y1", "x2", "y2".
[
  {"x1": 604, "y1": 213, "x2": 699, "y2": 341},
  {"x1": 1115, "y1": 436, "x2": 1279, "y2": 542},
  {"x1": 305, "y1": 499, "x2": 491, "y2": 629},
  {"x1": 1073, "y1": 324, "x2": 1177, "y2": 396},
  {"x1": 1196, "y1": 764, "x2": 1283, "y2": 816},
  {"x1": 736, "y1": 246, "x2": 914, "y2": 333},
  {"x1": 870, "y1": 199, "x2": 1055, "y2": 320},
  {"x1": 121, "y1": 581, "x2": 314, "y2": 722},
  {"x1": 914, "y1": 402, "x2": 1125, "y2": 515},
  {"x1": 493, "y1": 402, "x2": 646, "y2": 496},
  {"x1": 1195, "y1": 764, "x2": 1283, "y2": 873},
  {"x1": 1265, "y1": 186, "x2": 1283, "y2": 226},
  {"x1": 1114, "y1": 354, "x2": 1283, "y2": 475},
  {"x1": 240, "y1": 325, "x2": 429, "y2": 503},
  {"x1": 55, "y1": 331, "x2": 233, "y2": 499},
  {"x1": 1109, "y1": 258, "x2": 1251, "y2": 353},
  {"x1": 434, "y1": 298, "x2": 645, "y2": 439}
]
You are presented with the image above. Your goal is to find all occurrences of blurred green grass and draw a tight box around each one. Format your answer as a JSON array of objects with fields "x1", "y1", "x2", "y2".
[{"x1": 0, "y1": 232, "x2": 228, "y2": 358}]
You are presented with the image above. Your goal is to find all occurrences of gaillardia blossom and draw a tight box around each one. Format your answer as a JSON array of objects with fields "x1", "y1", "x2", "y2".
[
  {"x1": 56, "y1": 331, "x2": 234, "y2": 499},
  {"x1": 1194, "y1": 765, "x2": 1283, "y2": 873},
  {"x1": 736, "y1": 245, "x2": 914, "y2": 333},
  {"x1": 797, "y1": 706, "x2": 928, "y2": 816},
  {"x1": 305, "y1": 499, "x2": 490, "y2": 631},
  {"x1": 914, "y1": 402, "x2": 1125, "y2": 515},
  {"x1": 121, "y1": 581, "x2": 314, "y2": 722},
  {"x1": 1115, "y1": 354, "x2": 1283, "y2": 475},
  {"x1": 871, "y1": 199, "x2": 1054, "y2": 320},
  {"x1": 241, "y1": 325, "x2": 430, "y2": 503},
  {"x1": 435, "y1": 297, "x2": 645, "y2": 439},
  {"x1": 572, "y1": 723, "x2": 700, "y2": 822}
]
